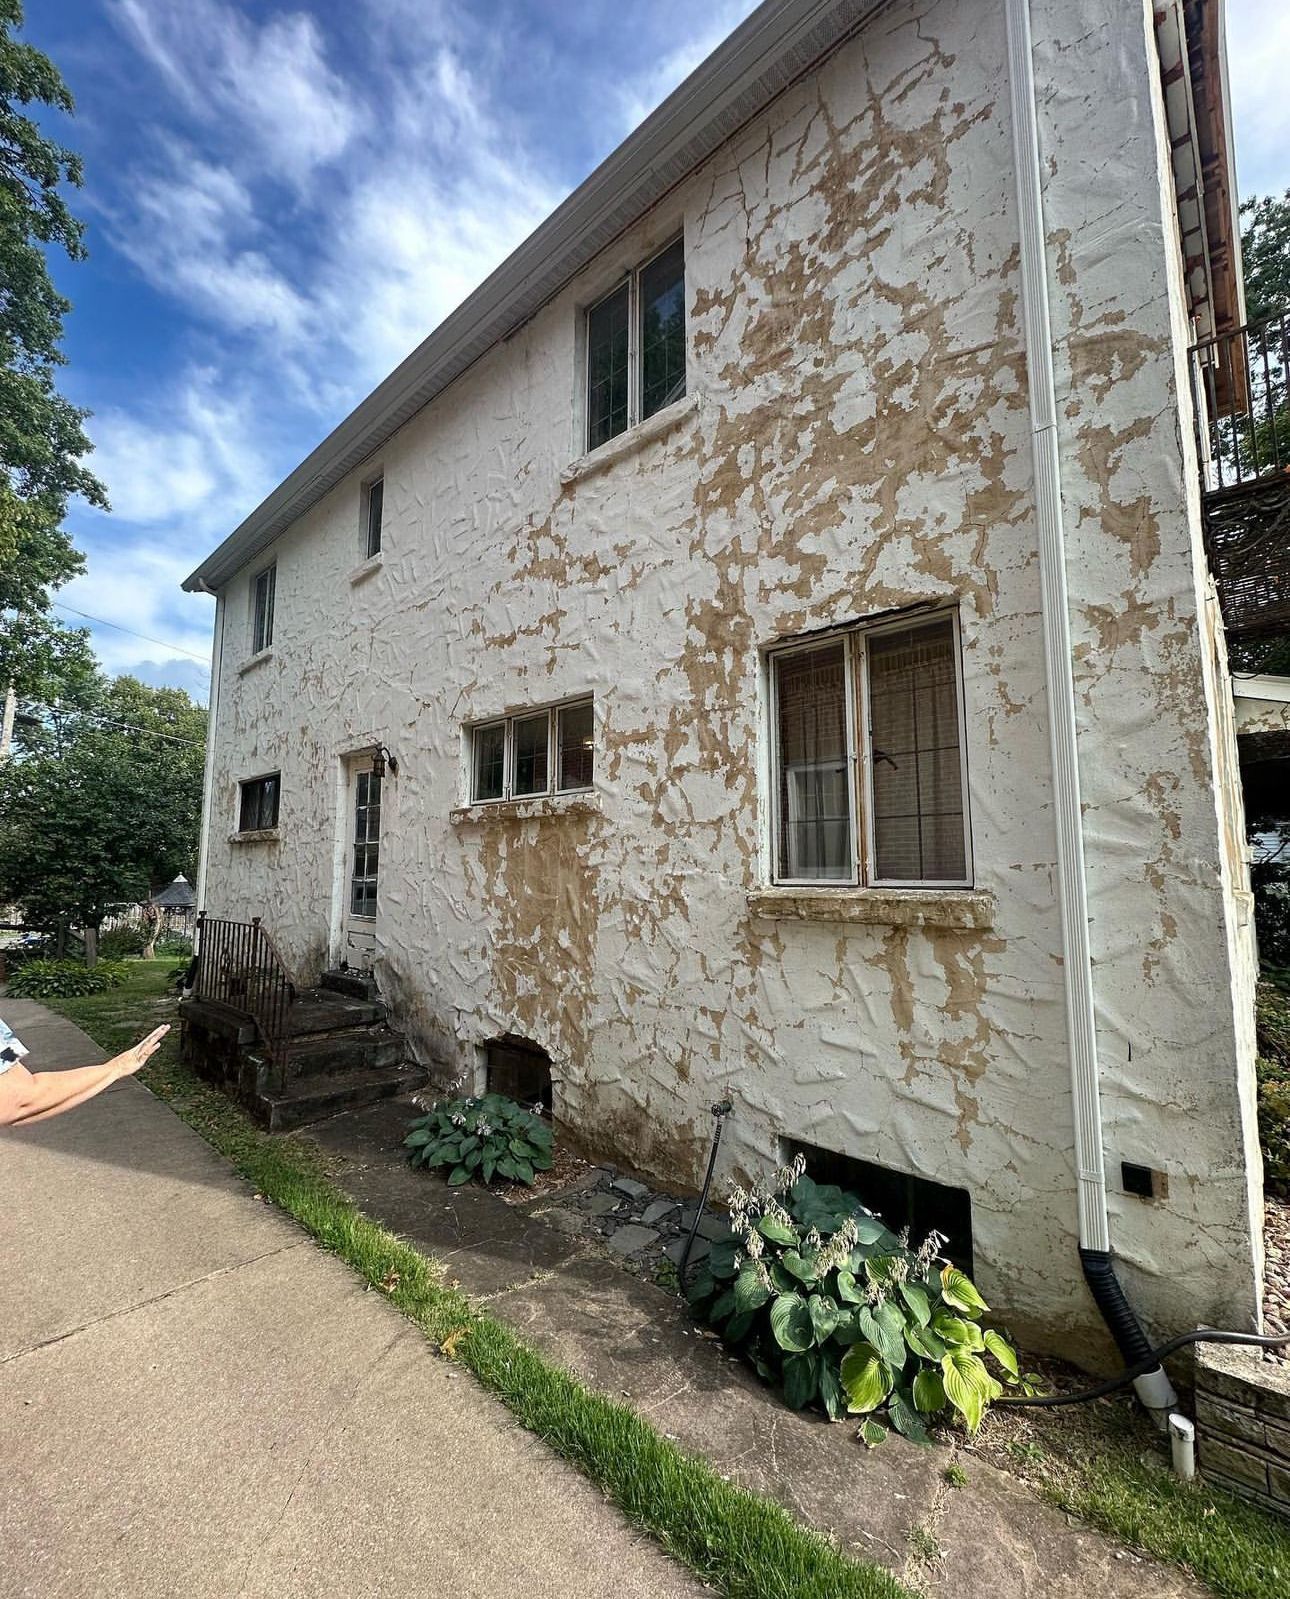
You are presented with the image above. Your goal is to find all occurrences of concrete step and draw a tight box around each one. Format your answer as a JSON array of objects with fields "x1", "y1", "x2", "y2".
[
  {"x1": 318, "y1": 968, "x2": 382, "y2": 1002},
  {"x1": 178, "y1": 995, "x2": 257, "y2": 1046},
  {"x1": 287, "y1": 989, "x2": 386, "y2": 1035},
  {"x1": 262, "y1": 1062, "x2": 427, "y2": 1133},
  {"x1": 285, "y1": 1025, "x2": 405, "y2": 1080}
]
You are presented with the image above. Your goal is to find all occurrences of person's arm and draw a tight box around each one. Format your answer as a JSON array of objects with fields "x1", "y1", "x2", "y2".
[{"x1": 0, "y1": 1025, "x2": 170, "y2": 1128}]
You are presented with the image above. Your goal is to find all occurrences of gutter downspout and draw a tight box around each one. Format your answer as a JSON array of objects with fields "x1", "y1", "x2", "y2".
[
  {"x1": 195, "y1": 589, "x2": 225, "y2": 913},
  {"x1": 1003, "y1": 0, "x2": 1178, "y2": 1421}
]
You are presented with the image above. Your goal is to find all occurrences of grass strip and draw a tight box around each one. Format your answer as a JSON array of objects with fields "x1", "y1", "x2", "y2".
[{"x1": 45, "y1": 963, "x2": 908, "y2": 1599}]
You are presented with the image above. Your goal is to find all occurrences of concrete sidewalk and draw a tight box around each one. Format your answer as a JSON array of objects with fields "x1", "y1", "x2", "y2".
[{"x1": 0, "y1": 1001, "x2": 703, "y2": 1599}]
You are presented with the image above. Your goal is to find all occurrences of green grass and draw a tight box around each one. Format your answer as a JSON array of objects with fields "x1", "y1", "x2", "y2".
[{"x1": 42, "y1": 961, "x2": 908, "y2": 1599}]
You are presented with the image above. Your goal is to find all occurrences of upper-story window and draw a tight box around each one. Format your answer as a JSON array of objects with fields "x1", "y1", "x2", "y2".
[
  {"x1": 364, "y1": 476, "x2": 384, "y2": 559},
  {"x1": 768, "y1": 611, "x2": 970, "y2": 887},
  {"x1": 586, "y1": 237, "x2": 686, "y2": 451},
  {"x1": 470, "y1": 699, "x2": 594, "y2": 803},
  {"x1": 251, "y1": 563, "x2": 276, "y2": 653}
]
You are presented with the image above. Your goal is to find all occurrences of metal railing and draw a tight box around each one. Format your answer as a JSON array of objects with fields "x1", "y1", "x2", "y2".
[
  {"x1": 1191, "y1": 311, "x2": 1290, "y2": 496},
  {"x1": 193, "y1": 912, "x2": 295, "y2": 1085}
]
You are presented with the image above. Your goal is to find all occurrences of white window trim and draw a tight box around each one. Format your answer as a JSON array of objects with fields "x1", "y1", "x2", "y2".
[
  {"x1": 766, "y1": 610, "x2": 972, "y2": 891},
  {"x1": 583, "y1": 236, "x2": 685, "y2": 454},
  {"x1": 467, "y1": 698, "x2": 594, "y2": 805}
]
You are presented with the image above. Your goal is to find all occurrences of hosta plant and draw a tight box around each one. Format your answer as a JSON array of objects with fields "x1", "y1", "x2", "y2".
[
  {"x1": 404, "y1": 1092, "x2": 553, "y2": 1187},
  {"x1": 7, "y1": 958, "x2": 129, "y2": 998},
  {"x1": 686, "y1": 1155, "x2": 1036, "y2": 1444}
]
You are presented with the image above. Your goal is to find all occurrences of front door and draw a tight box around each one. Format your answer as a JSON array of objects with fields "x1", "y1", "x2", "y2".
[{"x1": 341, "y1": 764, "x2": 381, "y2": 970}]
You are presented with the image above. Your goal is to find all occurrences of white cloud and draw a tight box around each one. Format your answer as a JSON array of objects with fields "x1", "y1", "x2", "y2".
[
  {"x1": 614, "y1": 2, "x2": 760, "y2": 138},
  {"x1": 1227, "y1": 0, "x2": 1290, "y2": 198}
]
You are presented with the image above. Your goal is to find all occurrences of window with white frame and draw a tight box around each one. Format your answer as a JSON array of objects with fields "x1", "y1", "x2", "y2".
[
  {"x1": 469, "y1": 700, "x2": 594, "y2": 804},
  {"x1": 585, "y1": 237, "x2": 685, "y2": 452},
  {"x1": 251, "y1": 563, "x2": 276, "y2": 653},
  {"x1": 364, "y1": 476, "x2": 384, "y2": 559},
  {"x1": 768, "y1": 612, "x2": 970, "y2": 887}
]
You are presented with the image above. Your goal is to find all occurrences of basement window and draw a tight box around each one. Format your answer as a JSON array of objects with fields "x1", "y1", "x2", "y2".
[
  {"x1": 486, "y1": 1035, "x2": 553, "y2": 1113},
  {"x1": 768, "y1": 610, "x2": 971, "y2": 887},
  {"x1": 251, "y1": 562, "x2": 276, "y2": 653},
  {"x1": 585, "y1": 237, "x2": 686, "y2": 451},
  {"x1": 783, "y1": 1139, "x2": 974, "y2": 1275},
  {"x1": 468, "y1": 699, "x2": 594, "y2": 804},
  {"x1": 238, "y1": 772, "x2": 280, "y2": 833}
]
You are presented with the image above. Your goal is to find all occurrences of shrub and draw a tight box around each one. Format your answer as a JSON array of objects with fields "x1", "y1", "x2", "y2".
[
  {"x1": 7, "y1": 959, "x2": 130, "y2": 998},
  {"x1": 156, "y1": 933, "x2": 193, "y2": 957},
  {"x1": 686, "y1": 1157, "x2": 1033, "y2": 1444},
  {"x1": 404, "y1": 1092, "x2": 553, "y2": 1186},
  {"x1": 99, "y1": 926, "x2": 148, "y2": 959}
]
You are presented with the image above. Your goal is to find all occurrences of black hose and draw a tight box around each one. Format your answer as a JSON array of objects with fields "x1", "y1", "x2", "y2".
[
  {"x1": 678, "y1": 1100, "x2": 733, "y2": 1292},
  {"x1": 997, "y1": 1324, "x2": 1290, "y2": 1408},
  {"x1": 1079, "y1": 1247, "x2": 1156, "y2": 1367}
]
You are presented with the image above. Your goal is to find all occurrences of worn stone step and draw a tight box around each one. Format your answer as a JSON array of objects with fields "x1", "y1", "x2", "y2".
[
  {"x1": 178, "y1": 994, "x2": 257, "y2": 1046},
  {"x1": 262, "y1": 1062, "x2": 428, "y2": 1133},
  {"x1": 287, "y1": 990, "x2": 386, "y2": 1035},
  {"x1": 285, "y1": 1026, "x2": 405, "y2": 1080},
  {"x1": 318, "y1": 968, "x2": 382, "y2": 1001}
]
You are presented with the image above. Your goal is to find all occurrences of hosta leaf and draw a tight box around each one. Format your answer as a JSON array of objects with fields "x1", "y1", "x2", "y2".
[
  {"x1": 725, "y1": 1310, "x2": 754, "y2": 1344},
  {"x1": 874, "y1": 1300, "x2": 908, "y2": 1361},
  {"x1": 781, "y1": 1250, "x2": 820, "y2": 1286},
  {"x1": 931, "y1": 1311, "x2": 974, "y2": 1347},
  {"x1": 769, "y1": 1293, "x2": 814, "y2": 1353},
  {"x1": 496, "y1": 1156, "x2": 519, "y2": 1180},
  {"x1": 941, "y1": 1350, "x2": 990, "y2": 1433},
  {"x1": 482, "y1": 1155, "x2": 496, "y2": 1183},
  {"x1": 835, "y1": 1269, "x2": 865, "y2": 1304},
  {"x1": 513, "y1": 1159, "x2": 535, "y2": 1184},
  {"x1": 840, "y1": 1342, "x2": 894, "y2": 1413},
  {"x1": 808, "y1": 1293, "x2": 841, "y2": 1343},
  {"x1": 912, "y1": 1368, "x2": 946, "y2": 1414},
  {"x1": 757, "y1": 1213, "x2": 798, "y2": 1246},
  {"x1": 532, "y1": 1150, "x2": 554, "y2": 1171},
  {"x1": 888, "y1": 1389, "x2": 933, "y2": 1446},
  {"x1": 686, "y1": 1267, "x2": 716, "y2": 1306},
  {"x1": 769, "y1": 1262, "x2": 797, "y2": 1294},
  {"x1": 464, "y1": 1149, "x2": 482, "y2": 1171},
  {"x1": 403, "y1": 1129, "x2": 433, "y2": 1147},
  {"x1": 447, "y1": 1165, "x2": 471, "y2": 1186},
  {"x1": 733, "y1": 1262, "x2": 772, "y2": 1315},
  {"x1": 509, "y1": 1138, "x2": 531, "y2": 1158},
  {"x1": 983, "y1": 1329, "x2": 1020, "y2": 1378},
  {"x1": 707, "y1": 1239, "x2": 741, "y2": 1280},
  {"x1": 940, "y1": 1265, "x2": 989, "y2": 1316},
  {"x1": 858, "y1": 1306, "x2": 905, "y2": 1371},
  {"x1": 853, "y1": 1215, "x2": 892, "y2": 1246},
  {"x1": 858, "y1": 1418, "x2": 887, "y2": 1449},
  {"x1": 711, "y1": 1290, "x2": 737, "y2": 1324},
  {"x1": 783, "y1": 1353, "x2": 819, "y2": 1411},
  {"x1": 818, "y1": 1360, "x2": 847, "y2": 1421},
  {"x1": 898, "y1": 1281, "x2": 931, "y2": 1327}
]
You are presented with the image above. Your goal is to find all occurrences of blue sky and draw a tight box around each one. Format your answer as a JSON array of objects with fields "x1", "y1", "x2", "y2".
[{"x1": 22, "y1": 0, "x2": 1290, "y2": 703}]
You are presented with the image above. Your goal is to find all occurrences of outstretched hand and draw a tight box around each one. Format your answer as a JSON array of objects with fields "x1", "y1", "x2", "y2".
[{"x1": 112, "y1": 1025, "x2": 170, "y2": 1078}]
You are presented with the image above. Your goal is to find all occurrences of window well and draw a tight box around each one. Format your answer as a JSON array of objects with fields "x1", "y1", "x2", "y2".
[{"x1": 486, "y1": 1035, "x2": 553, "y2": 1113}]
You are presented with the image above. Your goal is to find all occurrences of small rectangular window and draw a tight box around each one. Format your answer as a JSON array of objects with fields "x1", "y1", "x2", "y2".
[
  {"x1": 252, "y1": 564, "x2": 276, "y2": 653},
  {"x1": 238, "y1": 773, "x2": 280, "y2": 833},
  {"x1": 768, "y1": 612, "x2": 969, "y2": 887},
  {"x1": 364, "y1": 477, "x2": 384, "y2": 559},
  {"x1": 587, "y1": 283, "x2": 630, "y2": 451},
  {"x1": 639, "y1": 238, "x2": 686, "y2": 421},
  {"x1": 557, "y1": 702, "x2": 594, "y2": 792},
  {"x1": 512, "y1": 713, "x2": 550, "y2": 797},
  {"x1": 472, "y1": 722, "x2": 506, "y2": 802},
  {"x1": 584, "y1": 238, "x2": 685, "y2": 451}
]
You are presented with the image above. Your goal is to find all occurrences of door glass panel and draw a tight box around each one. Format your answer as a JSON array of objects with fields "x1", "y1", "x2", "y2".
[{"x1": 349, "y1": 770, "x2": 381, "y2": 918}]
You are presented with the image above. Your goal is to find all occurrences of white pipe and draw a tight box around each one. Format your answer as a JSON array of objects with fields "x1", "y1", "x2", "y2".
[
  {"x1": 1003, "y1": 0, "x2": 1178, "y2": 1416},
  {"x1": 195, "y1": 591, "x2": 225, "y2": 912},
  {"x1": 1168, "y1": 1412, "x2": 1196, "y2": 1480}
]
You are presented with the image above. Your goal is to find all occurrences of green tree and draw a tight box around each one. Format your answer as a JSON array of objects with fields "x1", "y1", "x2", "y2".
[
  {"x1": 0, "y1": 0, "x2": 105, "y2": 698},
  {"x1": 1240, "y1": 191, "x2": 1290, "y2": 326},
  {"x1": 0, "y1": 677, "x2": 207, "y2": 958}
]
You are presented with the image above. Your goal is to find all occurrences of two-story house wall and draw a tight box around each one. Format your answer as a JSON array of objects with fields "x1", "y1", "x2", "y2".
[{"x1": 185, "y1": 0, "x2": 1262, "y2": 1362}]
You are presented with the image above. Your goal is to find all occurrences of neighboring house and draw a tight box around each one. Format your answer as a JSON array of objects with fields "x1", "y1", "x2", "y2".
[{"x1": 184, "y1": 0, "x2": 1276, "y2": 1361}]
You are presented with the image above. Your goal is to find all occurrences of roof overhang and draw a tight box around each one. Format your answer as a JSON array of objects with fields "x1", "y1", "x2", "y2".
[{"x1": 183, "y1": 0, "x2": 885, "y2": 595}]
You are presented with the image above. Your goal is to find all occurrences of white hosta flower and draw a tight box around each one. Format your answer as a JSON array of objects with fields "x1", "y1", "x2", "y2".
[{"x1": 475, "y1": 1118, "x2": 493, "y2": 1138}]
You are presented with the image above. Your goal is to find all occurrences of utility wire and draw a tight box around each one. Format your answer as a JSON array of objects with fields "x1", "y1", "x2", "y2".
[
  {"x1": 20, "y1": 703, "x2": 207, "y2": 748},
  {"x1": 51, "y1": 602, "x2": 211, "y2": 664}
]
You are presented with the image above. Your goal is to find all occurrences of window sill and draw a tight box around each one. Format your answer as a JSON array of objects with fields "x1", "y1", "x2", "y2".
[
  {"x1": 229, "y1": 828, "x2": 281, "y2": 845},
  {"x1": 349, "y1": 552, "x2": 383, "y2": 585},
  {"x1": 238, "y1": 648, "x2": 273, "y2": 677},
  {"x1": 746, "y1": 887, "x2": 995, "y2": 930},
  {"x1": 560, "y1": 393, "x2": 698, "y2": 487},
  {"x1": 449, "y1": 792, "x2": 601, "y2": 825}
]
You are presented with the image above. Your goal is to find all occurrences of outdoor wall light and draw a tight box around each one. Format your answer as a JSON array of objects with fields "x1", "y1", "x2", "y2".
[{"x1": 371, "y1": 743, "x2": 399, "y2": 778}]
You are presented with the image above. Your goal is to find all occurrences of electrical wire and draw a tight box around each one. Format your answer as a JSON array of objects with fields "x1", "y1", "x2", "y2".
[
  {"x1": 18, "y1": 703, "x2": 206, "y2": 748},
  {"x1": 50, "y1": 602, "x2": 211, "y2": 663}
]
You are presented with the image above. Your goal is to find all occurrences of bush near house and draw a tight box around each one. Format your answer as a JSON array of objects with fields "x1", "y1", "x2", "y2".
[
  {"x1": 404, "y1": 1093, "x2": 553, "y2": 1186},
  {"x1": 687, "y1": 1159, "x2": 1032, "y2": 1444},
  {"x1": 1258, "y1": 975, "x2": 1290, "y2": 1198},
  {"x1": 98, "y1": 926, "x2": 149, "y2": 960},
  {"x1": 7, "y1": 958, "x2": 129, "y2": 998}
]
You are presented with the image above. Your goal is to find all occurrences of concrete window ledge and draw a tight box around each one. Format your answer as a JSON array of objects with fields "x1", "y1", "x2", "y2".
[
  {"x1": 450, "y1": 793, "x2": 601, "y2": 825},
  {"x1": 238, "y1": 648, "x2": 273, "y2": 676},
  {"x1": 349, "y1": 553, "x2": 384, "y2": 586},
  {"x1": 229, "y1": 828, "x2": 282, "y2": 845},
  {"x1": 559, "y1": 393, "x2": 698, "y2": 487},
  {"x1": 747, "y1": 887, "x2": 996, "y2": 930}
]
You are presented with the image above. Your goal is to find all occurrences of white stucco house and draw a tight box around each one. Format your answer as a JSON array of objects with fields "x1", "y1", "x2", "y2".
[{"x1": 183, "y1": 0, "x2": 1277, "y2": 1362}]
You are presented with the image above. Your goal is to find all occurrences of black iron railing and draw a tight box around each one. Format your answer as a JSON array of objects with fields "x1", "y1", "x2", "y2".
[{"x1": 193, "y1": 912, "x2": 295, "y2": 1086}]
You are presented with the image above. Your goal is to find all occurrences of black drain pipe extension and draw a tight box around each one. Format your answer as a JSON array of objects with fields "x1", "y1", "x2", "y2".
[
  {"x1": 678, "y1": 1100, "x2": 733, "y2": 1292},
  {"x1": 1079, "y1": 1247, "x2": 1177, "y2": 1419}
]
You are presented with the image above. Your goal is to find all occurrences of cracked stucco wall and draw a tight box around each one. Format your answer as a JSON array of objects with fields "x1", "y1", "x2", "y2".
[{"x1": 201, "y1": 0, "x2": 1261, "y2": 1360}]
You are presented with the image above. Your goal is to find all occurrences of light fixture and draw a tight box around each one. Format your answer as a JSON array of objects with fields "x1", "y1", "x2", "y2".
[{"x1": 371, "y1": 743, "x2": 399, "y2": 778}]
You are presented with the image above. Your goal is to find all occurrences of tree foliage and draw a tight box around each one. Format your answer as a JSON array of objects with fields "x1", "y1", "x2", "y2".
[
  {"x1": 0, "y1": 0, "x2": 104, "y2": 696},
  {"x1": 0, "y1": 677, "x2": 207, "y2": 936},
  {"x1": 1240, "y1": 191, "x2": 1290, "y2": 326}
]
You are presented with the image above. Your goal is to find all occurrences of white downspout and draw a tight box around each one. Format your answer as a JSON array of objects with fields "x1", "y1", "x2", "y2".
[
  {"x1": 1004, "y1": 0, "x2": 1177, "y2": 1416},
  {"x1": 195, "y1": 590, "x2": 225, "y2": 912}
]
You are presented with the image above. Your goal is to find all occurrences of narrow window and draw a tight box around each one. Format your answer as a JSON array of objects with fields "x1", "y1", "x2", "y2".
[
  {"x1": 556, "y1": 702, "x2": 594, "y2": 791},
  {"x1": 586, "y1": 283, "x2": 630, "y2": 450},
  {"x1": 773, "y1": 642, "x2": 853, "y2": 882},
  {"x1": 512, "y1": 712, "x2": 550, "y2": 797},
  {"x1": 866, "y1": 617, "x2": 967, "y2": 884},
  {"x1": 639, "y1": 238, "x2": 686, "y2": 421},
  {"x1": 472, "y1": 722, "x2": 506, "y2": 802},
  {"x1": 365, "y1": 477, "x2": 384, "y2": 559},
  {"x1": 238, "y1": 773, "x2": 280, "y2": 833},
  {"x1": 350, "y1": 770, "x2": 381, "y2": 918},
  {"x1": 252, "y1": 564, "x2": 276, "y2": 653}
]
